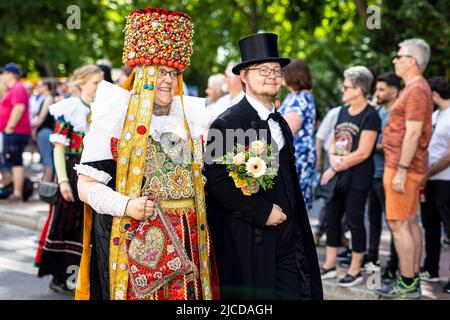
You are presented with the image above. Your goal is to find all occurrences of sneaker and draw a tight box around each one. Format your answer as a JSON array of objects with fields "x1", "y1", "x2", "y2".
[
  {"x1": 419, "y1": 270, "x2": 440, "y2": 283},
  {"x1": 364, "y1": 261, "x2": 381, "y2": 273},
  {"x1": 338, "y1": 272, "x2": 363, "y2": 287},
  {"x1": 376, "y1": 277, "x2": 421, "y2": 299},
  {"x1": 382, "y1": 268, "x2": 397, "y2": 285},
  {"x1": 443, "y1": 279, "x2": 450, "y2": 294},
  {"x1": 415, "y1": 275, "x2": 422, "y2": 296},
  {"x1": 320, "y1": 267, "x2": 337, "y2": 280},
  {"x1": 336, "y1": 248, "x2": 352, "y2": 262},
  {"x1": 338, "y1": 254, "x2": 380, "y2": 272}
]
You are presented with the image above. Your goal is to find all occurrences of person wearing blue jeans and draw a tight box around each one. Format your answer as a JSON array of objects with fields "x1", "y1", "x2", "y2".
[{"x1": 32, "y1": 79, "x2": 55, "y2": 182}]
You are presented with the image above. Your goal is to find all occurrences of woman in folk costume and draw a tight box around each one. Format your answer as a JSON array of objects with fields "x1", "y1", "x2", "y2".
[
  {"x1": 36, "y1": 65, "x2": 104, "y2": 293},
  {"x1": 74, "y1": 7, "x2": 219, "y2": 300}
]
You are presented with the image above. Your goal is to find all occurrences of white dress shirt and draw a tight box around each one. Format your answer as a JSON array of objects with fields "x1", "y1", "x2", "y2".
[{"x1": 246, "y1": 94, "x2": 285, "y2": 150}]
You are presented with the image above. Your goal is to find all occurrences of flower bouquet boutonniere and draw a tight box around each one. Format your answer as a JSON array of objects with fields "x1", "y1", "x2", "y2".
[{"x1": 215, "y1": 140, "x2": 278, "y2": 196}]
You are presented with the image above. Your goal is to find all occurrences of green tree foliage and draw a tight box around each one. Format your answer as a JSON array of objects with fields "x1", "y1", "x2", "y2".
[{"x1": 0, "y1": 0, "x2": 448, "y2": 115}]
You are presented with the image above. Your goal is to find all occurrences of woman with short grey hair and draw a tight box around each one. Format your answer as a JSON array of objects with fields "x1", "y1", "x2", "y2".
[
  {"x1": 343, "y1": 66, "x2": 374, "y2": 97},
  {"x1": 319, "y1": 65, "x2": 381, "y2": 287}
]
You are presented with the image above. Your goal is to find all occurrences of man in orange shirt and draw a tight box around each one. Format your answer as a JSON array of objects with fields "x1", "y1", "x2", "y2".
[{"x1": 377, "y1": 39, "x2": 433, "y2": 299}]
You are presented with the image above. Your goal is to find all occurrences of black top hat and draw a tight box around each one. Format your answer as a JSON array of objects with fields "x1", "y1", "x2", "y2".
[{"x1": 232, "y1": 33, "x2": 290, "y2": 75}]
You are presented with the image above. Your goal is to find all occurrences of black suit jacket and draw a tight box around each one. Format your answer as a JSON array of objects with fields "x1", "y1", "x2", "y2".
[{"x1": 204, "y1": 97, "x2": 323, "y2": 300}]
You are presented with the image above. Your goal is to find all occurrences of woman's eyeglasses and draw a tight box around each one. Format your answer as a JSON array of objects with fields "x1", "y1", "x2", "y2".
[{"x1": 158, "y1": 69, "x2": 180, "y2": 79}]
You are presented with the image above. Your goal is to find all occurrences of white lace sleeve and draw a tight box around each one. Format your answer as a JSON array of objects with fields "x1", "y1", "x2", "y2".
[
  {"x1": 87, "y1": 184, "x2": 130, "y2": 217},
  {"x1": 49, "y1": 133, "x2": 70, "y2": 146},
  {"x1": 74, "y1": 164, "x2": 112, "y2": 185}
]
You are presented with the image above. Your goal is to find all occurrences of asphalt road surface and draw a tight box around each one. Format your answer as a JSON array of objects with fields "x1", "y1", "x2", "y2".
[{"x1": 0, "y1": 223, "x2": 71, "y2": 300}]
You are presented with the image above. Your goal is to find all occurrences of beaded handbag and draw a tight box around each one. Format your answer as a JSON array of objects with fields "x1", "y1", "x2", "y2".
[{"x1": 125, "y1": 202, "x2": 197, "y2": 299}]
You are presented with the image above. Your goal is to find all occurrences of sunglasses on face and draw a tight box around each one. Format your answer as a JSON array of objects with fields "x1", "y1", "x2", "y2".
[
  {"x1": 342, "y1": 85, "x2": 355, "y2": 91},
  {"x1": 393, "y1": 54, "x2": 413, "y2": 60}
]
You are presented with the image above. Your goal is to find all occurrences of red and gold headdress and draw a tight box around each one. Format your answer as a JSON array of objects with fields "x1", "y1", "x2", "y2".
[
  {"x1": 112, "y1": 8, "x2": 212, "y2": 301},
  {"x1": 122, "y1": 8, "x2": 194, "y2": 71}
]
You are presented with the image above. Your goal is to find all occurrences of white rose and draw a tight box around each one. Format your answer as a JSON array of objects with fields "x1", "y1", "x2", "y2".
[
  {"x1": 251, "y1": 140, "x2": 265, "y2": 155},
  {"x1": 233, "y1": 152, "x2": 246, "y2": 165},
  {"x1": 245, "y1": 157, "x2": 267, "y2": 178}
]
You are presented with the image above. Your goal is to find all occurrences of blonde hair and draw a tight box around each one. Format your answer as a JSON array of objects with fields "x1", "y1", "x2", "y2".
[{"x1": 72, "y1": 64, "x2": 103, "y2": 87}]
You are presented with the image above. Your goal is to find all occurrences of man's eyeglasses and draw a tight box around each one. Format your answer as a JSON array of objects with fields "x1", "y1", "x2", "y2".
[
  {"x1": 246, "y1": 67, "x2": 283, "y2": 78},
  {"x1": 158, "y1": 69, "x2": 180, "y2": 79}
]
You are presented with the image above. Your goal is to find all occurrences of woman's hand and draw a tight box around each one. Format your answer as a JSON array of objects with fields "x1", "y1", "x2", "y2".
[
  {"x1": 59, "y1": 181, "x2": 75, "y2": 202},
  {"x1": 329, "y1": 154, "x2": 342, "y2": 169},
  {"x1": 334, "y1": 158, "x2": 349, "y2": 172},
  {"x1": 320, "y1": 168, "x2": 336, "y2": 185},
  {"x1": 125, "y1": 197, "x2": 156, "y2": 221}
]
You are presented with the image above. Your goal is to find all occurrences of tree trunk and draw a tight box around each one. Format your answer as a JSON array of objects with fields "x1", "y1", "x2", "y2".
[
  {"x1": 251, "y1": 0, "x2": 259, "y2": 33},
  {"x1": 354, "y1": 0, "x2": 368, "y2": 21}
]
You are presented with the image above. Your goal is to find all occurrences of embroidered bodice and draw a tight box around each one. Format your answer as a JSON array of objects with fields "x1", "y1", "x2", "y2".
[{"x1": 140, "y1": 135, "x2": 204, "y2": 201}]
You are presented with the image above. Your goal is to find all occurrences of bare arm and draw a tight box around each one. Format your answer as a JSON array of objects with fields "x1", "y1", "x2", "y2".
[
  {"x1": 283, "y1": 112, "x2": 302, "y2": 136},
  {"x1": 5, "y1": 103, "x2": 25, "y2": 131},
  {"x1": 316, "y1": 138, "x2": 324, "y2": 172},
  {"x1": 428, "y1": 144, "x2": 450, "y2": 178},
  {"x1": 328, "y1": 134, "x2": 336, "y2": 155},
  {"x1": 398, "y1": 120, "x2": 423, "y2": 168},
  {"x1": 34, "y1": 96, "x2": 53, "y2": 129}
]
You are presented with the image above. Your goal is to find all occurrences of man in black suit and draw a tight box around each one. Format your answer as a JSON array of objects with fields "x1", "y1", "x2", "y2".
[{"x1": 204, "y1": 33, "x2": 323, "y2": 299}]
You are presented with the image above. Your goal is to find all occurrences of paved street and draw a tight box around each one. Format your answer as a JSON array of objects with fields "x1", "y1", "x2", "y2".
[
  {"x1": 0, "y1": 223, "x2": 71, "y2": 300},
  {"x1": 0, "y1": 153, "x2": 449, "y2": 300}
]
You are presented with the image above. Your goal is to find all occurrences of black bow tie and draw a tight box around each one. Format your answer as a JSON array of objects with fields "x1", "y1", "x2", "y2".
[{"x1": 267, "y1": 111, "x2": 282, "y2": 122}]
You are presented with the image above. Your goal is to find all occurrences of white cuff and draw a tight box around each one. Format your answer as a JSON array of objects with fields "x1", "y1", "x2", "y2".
[
  {"x1": 74, "y1": 164, "x2": 112, "y2": 185},
  {"x1": 87, "y1": 184, "x2": 130, "y2": 217},
  {"x1": 49, "y1": 133, "x2": 70, "y2": 146}
]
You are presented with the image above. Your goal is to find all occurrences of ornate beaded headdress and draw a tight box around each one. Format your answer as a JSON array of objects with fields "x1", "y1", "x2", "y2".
[{"x1": 122, "y1": 8, "x2": 194, "y2": 71}]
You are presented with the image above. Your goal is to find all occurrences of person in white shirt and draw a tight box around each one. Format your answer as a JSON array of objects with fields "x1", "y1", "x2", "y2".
[
  {"x1": 208, "y1": 61, "x2": 245, "y2": 121},
  {"x1": 420, "y1": 76, "x2": 450, "y2": 293},
  {"x1": 316, "y1": 105, "x2": 342, "y2": 172}
]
